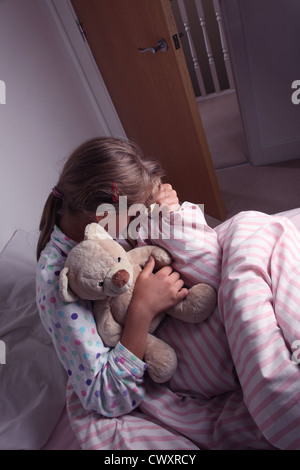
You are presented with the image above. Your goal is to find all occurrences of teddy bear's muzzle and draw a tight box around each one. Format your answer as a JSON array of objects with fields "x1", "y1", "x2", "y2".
[{"x1": 112, "y1": 269, "x2": 130, "y2": 288}]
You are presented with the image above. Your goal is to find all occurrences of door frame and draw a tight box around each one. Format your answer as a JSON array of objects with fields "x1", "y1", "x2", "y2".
[{"x1": 48, "y1": 0, "x2": 126, "y2": 138}]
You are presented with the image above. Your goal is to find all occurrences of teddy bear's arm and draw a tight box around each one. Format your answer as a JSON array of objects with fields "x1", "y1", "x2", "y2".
[
  {"x1": 167, "y1": 283, "x2": 217, "y2": 323},
  {"x1": 127, "y1": 245, "x2": 172, "y2": 270},
  {"x1": 93, "y1": 299, "x2": 123, "y2": 347}
]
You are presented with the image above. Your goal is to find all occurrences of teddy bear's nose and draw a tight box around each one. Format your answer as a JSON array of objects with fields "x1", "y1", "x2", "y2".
[{"x1": 112, "y1": 269, "x2": 130, "y2": 288}]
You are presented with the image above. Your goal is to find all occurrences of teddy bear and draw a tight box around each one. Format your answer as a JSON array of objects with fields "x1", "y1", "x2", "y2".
[{"x1": 59, "y1": 223, "x2": 216, "y2": 383}]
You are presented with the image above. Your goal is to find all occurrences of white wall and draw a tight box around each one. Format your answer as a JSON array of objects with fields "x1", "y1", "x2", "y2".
[
  {"x1": 221, "y1": 0, "x2": 300, "y2": 166},
  {"x1": 0, "y1": 0, "x2": 121, "y2": 252}
]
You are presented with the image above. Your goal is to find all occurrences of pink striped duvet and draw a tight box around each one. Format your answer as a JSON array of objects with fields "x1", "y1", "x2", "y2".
[{"x1": 66, "y1": 209, "x2": 300, "y2": 450}]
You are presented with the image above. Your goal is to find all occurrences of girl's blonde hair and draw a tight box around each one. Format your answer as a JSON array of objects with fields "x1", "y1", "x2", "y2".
[{"x1": 37, "y1": 137, "x2": 164, "y2": 260}]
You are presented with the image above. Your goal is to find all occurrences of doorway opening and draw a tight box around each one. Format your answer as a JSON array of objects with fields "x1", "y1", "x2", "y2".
[{"x1": 171, "y1": 0, "x2": 248, "y2": 170}]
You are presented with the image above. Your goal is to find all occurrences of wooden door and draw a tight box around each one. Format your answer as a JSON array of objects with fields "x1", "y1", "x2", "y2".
[{"x1": 71, "y1": 0, "x2": 226, "y2": 219}]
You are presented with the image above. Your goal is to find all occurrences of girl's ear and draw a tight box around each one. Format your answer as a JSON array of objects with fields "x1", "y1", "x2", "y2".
[
  {"x1": 84, "y1": 222, "x2": 113, "y2": 242},
  {"x1": 59, "y1": 267, "x2": 79, "y2": 303}
]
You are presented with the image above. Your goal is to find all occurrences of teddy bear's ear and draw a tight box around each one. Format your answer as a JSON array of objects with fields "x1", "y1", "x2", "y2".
[
  {"x1": 84, "y1": 222, "x2": 113, "y2": 242},
  {"x1": 59, "y1": 267, "x2": 79, "y2": 303}
]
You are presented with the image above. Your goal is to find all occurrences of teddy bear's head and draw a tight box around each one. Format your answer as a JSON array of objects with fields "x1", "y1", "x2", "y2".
[{"x1": 59, "y1": 223, "x2": 133, "y2": 303}]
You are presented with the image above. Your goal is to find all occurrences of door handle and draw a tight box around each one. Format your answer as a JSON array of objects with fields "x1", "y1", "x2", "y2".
[{"x1": 138, "y1": 38, "x2": 168, "y2": 54}]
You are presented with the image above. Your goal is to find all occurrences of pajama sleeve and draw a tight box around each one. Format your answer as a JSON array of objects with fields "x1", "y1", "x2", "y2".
[
  {"x1": 36, "y1": 248, "x2": 146, "y2": 418},
  {"x1": 137, "y1": 201, "x2": 222, "y2": 290}
]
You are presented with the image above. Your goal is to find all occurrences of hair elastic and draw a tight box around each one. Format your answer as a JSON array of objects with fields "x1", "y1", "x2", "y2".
[
  {"x1": 52, "y1": 187, "x2": 63, "y2": 199},
  {"x1": 112, "y1": 182, "x2": 119, "y2": 202}
]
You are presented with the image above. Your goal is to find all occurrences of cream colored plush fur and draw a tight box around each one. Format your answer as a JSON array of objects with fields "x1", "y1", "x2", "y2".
[{"x1": 59, "y1": 223, "x2": 216, "y2": 383}]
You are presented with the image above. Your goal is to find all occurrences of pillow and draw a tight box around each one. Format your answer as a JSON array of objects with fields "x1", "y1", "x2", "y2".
[
  {"x1": 0, "y1": 229, "x2": 68, "y2": 450},
  {"x1": 277, "y1": 208, "x2": 300, "y2": 231}
]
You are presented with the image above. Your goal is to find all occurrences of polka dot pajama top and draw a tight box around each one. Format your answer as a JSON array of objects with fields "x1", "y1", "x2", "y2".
[{"x1": 36, "y1": 225, "x2": 146, "y2": 417}]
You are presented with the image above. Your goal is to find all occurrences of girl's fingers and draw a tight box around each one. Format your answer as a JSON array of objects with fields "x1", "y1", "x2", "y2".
[
  {"x1": 154, "y1": 184, "x2": 180, "y2": 212},
  {"x1": 141, "y1": 255, "x2": 155, "y2": 277},
  {"x1": 167, "y1": 270, "x2": 181, "y2": 282},
  {"x1": 152, "y1": 183, "x2": 176, "y2": 203},
  {"x1": 176, "y1": 287, "x2": 189, "y2": 301}
]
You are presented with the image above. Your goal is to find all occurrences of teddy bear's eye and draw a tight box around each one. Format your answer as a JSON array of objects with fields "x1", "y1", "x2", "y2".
[
  {"x1": 98, "y1": 281, "x2": 104, "y2": 287},
  {"x1": 117, "y1": 257, "x2": 121, "y2": 262}
]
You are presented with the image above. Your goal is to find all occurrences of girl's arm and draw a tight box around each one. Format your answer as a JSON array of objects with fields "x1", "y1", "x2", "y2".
[
  {"x1": 121, "y1": 256, "x2": 188, "y2": 359},
  {"x1": 139, "y1": 184, "x2": 222, "y2": 291},
  {"x1": 37, "y1": 262, "x2": 146, "y2": 418},
  {"x1": 37, "y1": 249, "x2": 187, "y2": 418}
]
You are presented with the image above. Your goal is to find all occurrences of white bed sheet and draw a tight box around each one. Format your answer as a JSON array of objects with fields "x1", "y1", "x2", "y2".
[{"x1": 0, "y1": 229, "x2": 70, "y2": 450}]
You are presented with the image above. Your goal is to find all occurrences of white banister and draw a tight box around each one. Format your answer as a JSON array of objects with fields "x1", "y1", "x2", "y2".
[
  {"x1": 213, "y1": 0, "x2": 235, "y2": 90},
  {"x1": 195, "y1": 0, "x2": 220, "y2": 93},
  {"x1": 177, "y1": 0, "x2": 207, "y2": 97},
  {"x1": 173, "y1": 0, "x2": 234, "y2": 97}
]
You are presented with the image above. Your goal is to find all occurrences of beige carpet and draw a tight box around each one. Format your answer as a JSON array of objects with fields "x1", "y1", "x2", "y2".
[
  {"x1": 198, "y1": 91, "x2": 248, "y2": 169},
  {"x1": 197, "y1": 92, "x2": 300, "y2": 227}
]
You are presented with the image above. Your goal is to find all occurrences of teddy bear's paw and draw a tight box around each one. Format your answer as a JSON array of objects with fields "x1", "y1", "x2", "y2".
[
  {"x1": 144, "y1": 335, "x2": 177, "y2": 383},
  {"x1": 168, "y1": 283, "x2": 217, "y2": 323},
  {"x1": 94, "y1": 306, "x2": 123, "y2": 347},
  {"x1": 151, "y1": 247, "x2": 172, "y2": 268},
  {"x1": 100, "y1": 327, "x2": 123, "y2": 347}
]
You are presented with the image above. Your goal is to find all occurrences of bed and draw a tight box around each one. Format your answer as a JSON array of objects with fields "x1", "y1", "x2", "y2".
[
  {"x1": 1, "y1": 207, "x2": 300, "y2": 450},
  {"x1": 0, "y1": 228, "x2": 80, "y2": 450}
]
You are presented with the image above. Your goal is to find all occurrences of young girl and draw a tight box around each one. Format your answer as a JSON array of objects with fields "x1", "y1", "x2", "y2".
[
  {"x1": 36, "y1": 136, "x2": 189, "y2": 418},
  {"x1": 37, "y1": 136, "x2": 300, "y2": 450}
]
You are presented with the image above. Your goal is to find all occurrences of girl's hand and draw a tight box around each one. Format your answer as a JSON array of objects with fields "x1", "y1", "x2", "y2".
[
  {"x1": 150, "y1": 183, "x2": 180, "y2": 212},
  {"x1": 121, "y1": 256, "x2": 188, "y2": 359},
  {"x1": 131, "y1": 256, "x2": 188, "y2": 320}
]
